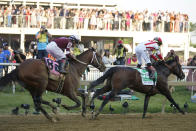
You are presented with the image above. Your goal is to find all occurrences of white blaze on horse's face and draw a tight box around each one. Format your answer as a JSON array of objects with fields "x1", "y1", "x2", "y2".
[{"x1": 90, "y1": 51, "x2": 106, "y2": 72}]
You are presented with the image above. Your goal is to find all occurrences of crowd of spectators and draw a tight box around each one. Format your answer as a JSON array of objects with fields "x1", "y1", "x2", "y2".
[{"x1": 0, "y1": 5, "x2": 189, "y2": 32}]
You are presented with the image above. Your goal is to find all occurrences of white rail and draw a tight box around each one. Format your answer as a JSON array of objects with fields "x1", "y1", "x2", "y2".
[{"x1": 0, "y1": 63, "x2": 196, "y2": 81}]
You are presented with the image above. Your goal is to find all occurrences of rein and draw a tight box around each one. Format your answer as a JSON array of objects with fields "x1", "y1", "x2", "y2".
[
  {"x1": 164, "y1": 63, "x2": 172, "y2": 70},
  {"x1": 73, "y1": 58, "x2": 87, "y2": 65},
  {"x1": 74, "y1": 51, "x2": 102, "y2": 68}
]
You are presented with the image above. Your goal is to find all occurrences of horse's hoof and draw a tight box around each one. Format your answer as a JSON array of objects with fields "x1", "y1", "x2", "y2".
[
  {"x1": 90, "y1": 115, "x2": 95, "y2": 120},
  {"x1": 55, "y1": 116, "x2": 60, "y2": 121},
  {"x1": 51, "y1": 118, "x2": 57, "y2": 123},
  {"x1": 81, "y1": 112, "x2": 86, "y2": 117},
  {"x1": 52, "y1": 108, "x2": 58, "y2": 114}
]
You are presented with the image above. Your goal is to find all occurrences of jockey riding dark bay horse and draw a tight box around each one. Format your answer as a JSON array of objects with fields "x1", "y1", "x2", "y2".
[
  {"x1": 0, "y1": 48, "x2": 106, "y2": 122},
  {"x1": 88, "y1": 52, "x2": 185, "y2": 119}
]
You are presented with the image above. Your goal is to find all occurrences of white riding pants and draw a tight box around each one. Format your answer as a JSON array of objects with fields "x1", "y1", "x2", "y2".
[
  {"x1": 135, "y1": 44, "x2": 151, "y2": 65},
  {"x1": 46, "y1": 41, "x2": 66, "y2": 61}
]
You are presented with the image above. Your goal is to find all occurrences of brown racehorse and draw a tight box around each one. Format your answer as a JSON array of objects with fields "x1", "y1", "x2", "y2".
[
  {"x1": 0, "y1": 48, "x2": 106, "y2": 122},
  {"x1": 88, "y1": 53, "x2": 185, "y2": 118}
]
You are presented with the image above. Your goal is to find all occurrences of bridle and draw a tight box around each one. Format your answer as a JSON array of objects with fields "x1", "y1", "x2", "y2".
[
  {"x1": 90, "y1": 51, "x2": 102, "y2": 69},
  {"x1": 73, "y1": 51, "x2": 102, "y2": 69},
  {"x1": 164, "y1": 58, "x2": 184, "y2": 80}
]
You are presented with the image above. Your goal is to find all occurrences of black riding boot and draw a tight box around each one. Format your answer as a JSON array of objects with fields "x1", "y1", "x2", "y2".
[
  {"x1": 58, "y1": 59, "x2": 67, "y2": 74},
  {"x1": 147, "y1": 63, "x2": 155, "y2": 79},
  {"x1": 137, "y1": 64, "x2": 142, "y2": 69}
]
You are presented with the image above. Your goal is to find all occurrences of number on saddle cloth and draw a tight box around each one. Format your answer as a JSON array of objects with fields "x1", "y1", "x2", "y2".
[
  {"x1": 44, "y1": 57, "x2": 60, "y2": 75},
  {"x1": 134, "y1": 68, "x2": 157, "y2": 85}
]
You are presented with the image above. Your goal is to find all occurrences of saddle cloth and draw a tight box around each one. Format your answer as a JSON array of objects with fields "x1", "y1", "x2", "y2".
[
  {"x1": 134, "y1": 68, "x2": 157, "y2": 85},
  {"x1": 44, "y1": 57, "x2": 61, "y2": 81}
]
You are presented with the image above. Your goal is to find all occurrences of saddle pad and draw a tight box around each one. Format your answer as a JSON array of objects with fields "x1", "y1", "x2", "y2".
[
  {"x1": 44, "y1": 57, "x2": 60, "y2": 76},
  {"x1": 134, "y1": 68, "x2": 157, "y2": 85}
]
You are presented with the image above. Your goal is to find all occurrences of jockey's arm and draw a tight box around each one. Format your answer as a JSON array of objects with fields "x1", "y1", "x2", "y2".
[
  {"x1": 153, "y1": 45, "x2": 163, "y2": 60},
  {"x1": 148, "y1": 50, "x2": 158, "y2": 61},
  {"x1": 66, "y1": 48, "x2": 76, "y2": 60},
  {"x1": 156, "y1": 50, "x2": 163, "y2": 60}
]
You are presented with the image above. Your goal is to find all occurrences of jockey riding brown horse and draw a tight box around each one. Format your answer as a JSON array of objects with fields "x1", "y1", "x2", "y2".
[
  {"x1": 0, "y1": 48, "x2": 106, "y2": 122},
  {"x1": 88, "y1": 52, "x2": 185, "y2": 119}
]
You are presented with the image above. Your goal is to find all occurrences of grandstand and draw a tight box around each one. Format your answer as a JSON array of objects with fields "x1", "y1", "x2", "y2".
[{"x1": 0, "y1": 0, "x2": 193, "y2": 62}]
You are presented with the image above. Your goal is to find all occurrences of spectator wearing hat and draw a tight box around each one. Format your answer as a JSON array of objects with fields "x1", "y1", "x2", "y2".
[
  {"x1": 2, "y1": 42, "x2": 11, "y2": 75},
  {"x1": 36, "y1": 25, "x2": 52, "y2": 59},
  {"x1": 113, "y1": 40, "x2": 128, "y2": 65}
]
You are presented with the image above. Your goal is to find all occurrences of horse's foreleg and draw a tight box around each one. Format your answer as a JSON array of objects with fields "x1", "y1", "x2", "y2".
[
  {"x1": 94, "y1": 90, "x2": 115, "y2": 118},
  {"x1": 62, "y1": 94, "x2": 81, "y2": 110},
  {"x1": 78, "y1": 92, "x2": 88, "y2": 117},
  {"x1": 164, "y1": 93, "x2": 185, "y2": 114},
  {"x1": 143, "y1": 95, "x2": 150, "y2": 118},
  {"x1": 41, "y1": 99, "x2": 58, "y2": 114}
]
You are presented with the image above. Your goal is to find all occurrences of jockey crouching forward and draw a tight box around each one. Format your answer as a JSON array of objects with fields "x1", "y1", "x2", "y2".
[
  {"x1": 135, "y1": 37, "x2": 164, "y2": 79},
  {"x1": 46, "y1": 35, "x2": 80, "y2": 74}
]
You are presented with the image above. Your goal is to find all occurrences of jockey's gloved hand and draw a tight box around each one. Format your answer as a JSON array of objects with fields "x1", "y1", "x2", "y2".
[{"x1": 158, "y1": 60, "x2": 165, "y2": 64}]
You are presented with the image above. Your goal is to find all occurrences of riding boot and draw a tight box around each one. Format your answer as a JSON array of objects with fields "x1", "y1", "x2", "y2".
[
  {"x1": 137, "y1": 64, "x2": 142, "y2": 69},
  {"x1": 58, "y1": 58, "x2": 68, "y2": 74},
  {"x1": 146, "y1": 63, "x2": 155, "y2": 79}
]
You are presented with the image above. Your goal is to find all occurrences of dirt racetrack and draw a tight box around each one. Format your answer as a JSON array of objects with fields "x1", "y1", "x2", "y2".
[{"x1": 0, "y1": 113, "x2": 195, "y2": 131}]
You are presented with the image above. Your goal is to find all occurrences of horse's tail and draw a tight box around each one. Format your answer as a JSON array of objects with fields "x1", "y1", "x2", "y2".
[
  {"x1": 88, "y1": 67, "x2": 118, "y2": 91},
  {"x1": 0, "y1": 68, "x2": 19, "y2": 91}
]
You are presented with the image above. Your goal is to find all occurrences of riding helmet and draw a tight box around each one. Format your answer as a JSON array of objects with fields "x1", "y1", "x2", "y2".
[
  {"x1": 69, "y1": 35, "x2": 80, "y2": 43},
  {"x1": 153, "y1": 37, "x2": 162, "y2": 46}
]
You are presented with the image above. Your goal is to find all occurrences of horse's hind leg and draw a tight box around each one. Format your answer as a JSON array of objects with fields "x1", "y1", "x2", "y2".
[
  {"x1": 33, "y1": 96, "x2": 57, "y2": 122},
  {"x1": 142, "y1": 95, "x2": 151, "y2": 118},
  {"x1": 94, "y1": 90, "x2": 115, "y2": 118},
  {"x1": 89, "y1": 85, "x2": 111, "y2": 107},
  {"x1": 41, "y1": 99, "x2": 58, "y2": 114},
  {"x1": 163, "y1": 91, "x2": 185, "y2": 114}
]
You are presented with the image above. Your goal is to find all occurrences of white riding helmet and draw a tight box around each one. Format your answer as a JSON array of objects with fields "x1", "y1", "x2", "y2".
[{"x1": 69, "y1": 35, "x2": 80, "y2": 43}]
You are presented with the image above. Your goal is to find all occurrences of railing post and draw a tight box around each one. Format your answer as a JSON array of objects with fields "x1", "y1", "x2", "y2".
[
  {"x1": 51, "y1": 16, "x2": 54, "y2": 29},
  {"x1": 162, "y1": 20, "x2": 164, "y2": 32}
]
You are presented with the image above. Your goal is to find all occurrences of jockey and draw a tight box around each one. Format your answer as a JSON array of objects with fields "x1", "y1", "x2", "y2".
[
  {"x1": 135, "y1": 37, "x2": 163, "y2": 79},
  {"x1": 46, "y1": 35, "x2": 80, "y2": 74}
]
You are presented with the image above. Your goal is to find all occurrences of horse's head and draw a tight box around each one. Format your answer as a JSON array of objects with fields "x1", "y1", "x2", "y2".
[
  {"x1": 189, "y1": 56, "x2": 196, "y2": 66},
  {"x1": 165, "y1": 54, "x2": 185, "y2": 80},
  {"x1": 88, "y1": 48, "x2": 106, "y2": 72}
]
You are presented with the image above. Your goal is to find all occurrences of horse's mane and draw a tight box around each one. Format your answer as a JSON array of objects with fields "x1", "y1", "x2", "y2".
[{"x1": 69, "y1": 48, "x2": 97, "y2": 65}]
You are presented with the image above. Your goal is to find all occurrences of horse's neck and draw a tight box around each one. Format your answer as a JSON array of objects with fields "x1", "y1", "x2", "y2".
[
  {"x1": 70, "y1": 53, "x2": 91, "y2": 77},
  {"x1": 155, "y1": 64, "x2": 171, "y2": 78},
  {"x1": 70, "y1": 61, "x2": 88, "y2": 77}
]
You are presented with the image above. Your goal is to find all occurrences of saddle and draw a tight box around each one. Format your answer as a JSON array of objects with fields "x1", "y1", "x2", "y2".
[
  {"x1": 135, "y1": 67, "x2": 157, "y2": 85},
  {"x1": 44, "y1": 57, "x2": 69, "y2": 81}
]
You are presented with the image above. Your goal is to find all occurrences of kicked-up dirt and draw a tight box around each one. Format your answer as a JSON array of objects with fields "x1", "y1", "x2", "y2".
[{"x1": 0, "y1": 113, "x2": 195, "y2": 131}]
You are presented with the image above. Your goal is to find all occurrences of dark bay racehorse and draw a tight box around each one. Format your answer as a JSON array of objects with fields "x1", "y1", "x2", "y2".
[
  {"x1": 88, "y1": 53, "x2": 185, "y2": 118},
  {"x1": 0, "y1": 48, "x2": 106, "y2": 122}
]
